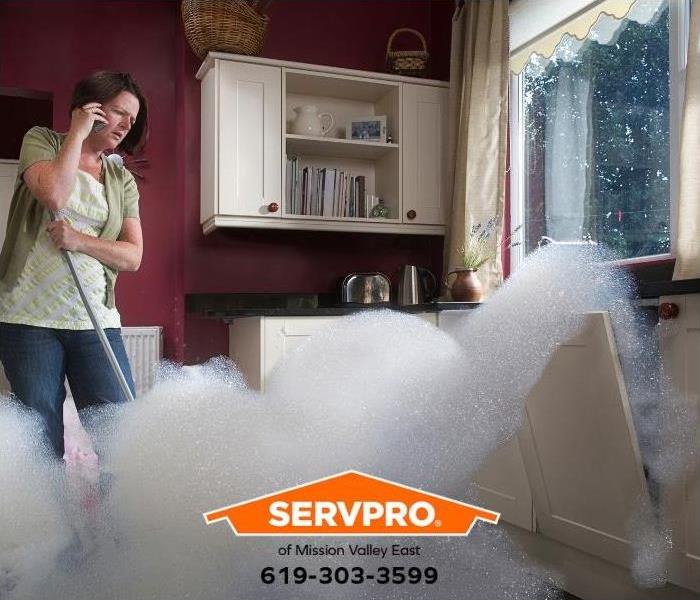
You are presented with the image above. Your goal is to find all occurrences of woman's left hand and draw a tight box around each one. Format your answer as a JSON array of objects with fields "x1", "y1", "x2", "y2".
[{"x1": 47, "y1": 220, "x2": 84, "y2": 252}]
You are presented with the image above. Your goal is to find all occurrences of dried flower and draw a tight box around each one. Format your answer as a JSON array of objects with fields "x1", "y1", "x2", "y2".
[{"x1": 459, "y1": 219, "x2": 521, "y2": 270}]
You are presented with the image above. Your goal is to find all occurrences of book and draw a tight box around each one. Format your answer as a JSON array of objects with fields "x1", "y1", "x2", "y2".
[
  {"x1": 301, "y1": 167, "x2": 308, "y2": 215},
  {"x1": 323, "y1": 168, "x2": 334, "y2": 217},
  {"x1": 285, "y1": 159, "x2": 374, "y2": 220},
  {"x1": 356, "y1": 176, "x2": 365, "y2": 218}
]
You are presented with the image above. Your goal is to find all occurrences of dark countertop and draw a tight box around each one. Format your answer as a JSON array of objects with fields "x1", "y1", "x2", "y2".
[
  {"x1": 186, "y1": 278, "x2": 700, "y2": 320},
  {"x1": 186, "y1": 293, "x2": 479, "y2": 319},
  {"x1": 639, "y1": 278, "x2": 700, "y2": 299}
]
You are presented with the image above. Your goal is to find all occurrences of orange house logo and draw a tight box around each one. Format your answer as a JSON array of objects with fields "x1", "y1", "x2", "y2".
[{"x1": 203, "y1": 470, "x2": 499, "y2": 536}]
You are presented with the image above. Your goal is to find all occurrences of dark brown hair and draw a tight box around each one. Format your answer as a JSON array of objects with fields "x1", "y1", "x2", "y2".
[{"x1": 70, "y1": 71, "x2": 148, "y2": 155}]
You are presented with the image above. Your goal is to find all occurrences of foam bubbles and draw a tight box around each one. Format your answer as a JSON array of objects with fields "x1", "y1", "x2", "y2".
[
  {"x1": 0, "y1": 399, "x2": 73, "y2": 599},
  {"x1": 0, "y1": 246, "x2": 696, "y2": 598}
]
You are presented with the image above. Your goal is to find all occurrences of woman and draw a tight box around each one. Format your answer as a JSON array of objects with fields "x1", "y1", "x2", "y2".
[{"x1": 0, "y1": 71, "x2": 148, "y2": 458}]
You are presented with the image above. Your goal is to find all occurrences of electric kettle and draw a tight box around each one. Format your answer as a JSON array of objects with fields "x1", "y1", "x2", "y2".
[{"x1": 397, "y1": 265, "x2": 437, "y2": 306}]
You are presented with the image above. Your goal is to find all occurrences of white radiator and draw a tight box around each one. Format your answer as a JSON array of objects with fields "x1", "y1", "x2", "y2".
[
  {"x1": 121, "y1": 326, "x2": 163, "y2": 397},
  {"x1": 0, "y1": 326, "x2": 163, "y2": 399}
]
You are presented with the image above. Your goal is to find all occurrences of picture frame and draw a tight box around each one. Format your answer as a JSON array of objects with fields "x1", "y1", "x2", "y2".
[{"x1": 346, "y1": 115, "x2": 387, "y2": 142}]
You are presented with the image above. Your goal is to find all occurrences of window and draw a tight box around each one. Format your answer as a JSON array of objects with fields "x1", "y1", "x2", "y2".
[{"x1": 510, "y1": 0, "x2": 689, "y2": 265}]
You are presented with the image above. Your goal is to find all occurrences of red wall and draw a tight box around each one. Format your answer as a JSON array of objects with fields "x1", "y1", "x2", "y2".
[
  {"x1": 0, "y1": 0, "x2": 453, "y2": 364},
  {"x1": 0, "y1": 1, "x2": 185, "y2": 358}
]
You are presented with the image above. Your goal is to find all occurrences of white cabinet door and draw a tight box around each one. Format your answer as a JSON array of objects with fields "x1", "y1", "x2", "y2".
[
  {"x1": 0, "y1": 161, "x2": 18, "y2": 249},
  {"x1": 472, "y1": 439, "x2": 535, "y2": 531},
  {"x1": 0, "y1": 161, "x2": 18, "y2": 395},
  {"x1": 402, "y1": 84, "x2": 448, "y2": 225},
  {"x1": 263, "y1": 313, "x2": 439, "y2": 386},
  {"x1": 660, "y1": 294, "x2": 700, "y2": 593},
  {"x1": 518, "y1": 311, "x2": 649, "y2": 567},
  {"x1": 438, "y1": 309, "x2": 535, "y2": 531},
  {"x1": 229, "y1": 313, "x2": 439, "y2": 392},
  {"x1": 261, "y1": 317, "x2": 339, "y2": 389},
  {"x1": 229, "y1": 316, "x2": 342, "y2": 392},
  {"x1": 418, "y1": 312, "x2": 437, "y2": 327},
  {"x1": 218, "y1": 61, "x2": 282, "y2": 218}
]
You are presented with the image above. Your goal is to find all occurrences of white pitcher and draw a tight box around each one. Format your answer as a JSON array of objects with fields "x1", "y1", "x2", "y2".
[{"x1": 291, "y1": 105, "x2": 335, "y2": 137}]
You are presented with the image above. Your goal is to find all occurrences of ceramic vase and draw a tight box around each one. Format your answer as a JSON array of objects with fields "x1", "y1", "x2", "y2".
[{"x1": 445, "y1": 268, "x2": 483, "y2": 302}]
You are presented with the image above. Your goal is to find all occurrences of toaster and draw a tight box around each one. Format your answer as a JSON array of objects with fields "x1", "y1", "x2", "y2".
[{"x1": 340, "y1": 273, "x2": 391, "y2": 304}]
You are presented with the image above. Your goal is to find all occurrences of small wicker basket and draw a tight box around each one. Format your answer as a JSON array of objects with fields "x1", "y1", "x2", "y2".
[
  {"x1": 181, "y1": 0, "x2": 269, "y2": 59},
  {"x1": 385, "y1": 28, "x2": 429, "y2": 77}
]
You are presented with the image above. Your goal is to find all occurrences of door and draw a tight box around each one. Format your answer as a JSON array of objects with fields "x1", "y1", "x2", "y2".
[
  {"x1": 402, "y1": 83, "x2": 448, "y2": 225},
  {"x1": 218, "y1": 61, "x2": 282, "y2": 218},
  {"x1": 660, "y1": 294, "x2": 700, "y2": 593},
  {"x1": 518, "y1": 311, "x2": 649, "y2": 566}
]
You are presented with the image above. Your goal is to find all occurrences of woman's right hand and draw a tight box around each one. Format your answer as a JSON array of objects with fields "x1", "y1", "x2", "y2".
[{"x1": 69, "y1": 102, "x2": 108, "y2": 140}]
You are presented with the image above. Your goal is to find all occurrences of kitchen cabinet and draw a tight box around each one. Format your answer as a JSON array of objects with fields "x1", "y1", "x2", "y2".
[
  {"x1": 200, "y1": 60, "x2": 282, "y2": 222},
  {"x1": 0, "y1": 160, "x2": 17, "y2": 395},
  {"x1": 658, "y1": 294, "x2": 700, "y2": 593},
  {"x1": 227, "y1": 306, "x2": 700, "y2": 598},
  {"x1": 440, "y1": 309, "x2": 664, "y2": 555},
  {"x1": 228, "y1": 313, "x2": 438, "y2": 392},
  {"x1": 233, "y1": 309, "x2": 534, "y2": 531},
  {"x1": 225, "y1": 305, "x2": 700, "y2": 598},
  {"x1": 440, "y1": 310, "x2": 661, "y2": 559},
  {"x1": 442, "y1": 306, "x2": 700, "y2": 597},
  {"x1": 197, "y1": 53, "x2": 448, "y2": 236}
]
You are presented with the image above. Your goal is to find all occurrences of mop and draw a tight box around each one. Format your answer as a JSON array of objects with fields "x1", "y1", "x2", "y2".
[{"x1": 52, "y1": 211, "x2": 135, "y2": 561}]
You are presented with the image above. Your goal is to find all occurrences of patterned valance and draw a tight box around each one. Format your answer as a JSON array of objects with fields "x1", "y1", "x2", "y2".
[{"x1": 510, "y1": 0, "x2": 666, "y2": 74}]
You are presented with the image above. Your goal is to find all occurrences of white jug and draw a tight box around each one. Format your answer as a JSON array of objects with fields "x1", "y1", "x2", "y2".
[{"x1": 291, "y1": 105, "x2": 335, "y2": 137}]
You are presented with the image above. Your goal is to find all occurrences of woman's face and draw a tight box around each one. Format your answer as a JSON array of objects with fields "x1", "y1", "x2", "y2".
[{"x1": 97, "y1": 90, "x2": 140, "y2": 149}]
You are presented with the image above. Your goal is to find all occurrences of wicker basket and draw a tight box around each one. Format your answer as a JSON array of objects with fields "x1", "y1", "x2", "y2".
[
  {"x1": 385, "y1": 28, "x2": 429, "y2": 77},
  {"x1": 181, "y1": 0, "x2": 269, "y2": 59}
]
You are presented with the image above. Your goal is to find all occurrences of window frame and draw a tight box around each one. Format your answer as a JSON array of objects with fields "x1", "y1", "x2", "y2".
[{"x1": 508, "y1": 0, "x2": 690, "y2": 271}]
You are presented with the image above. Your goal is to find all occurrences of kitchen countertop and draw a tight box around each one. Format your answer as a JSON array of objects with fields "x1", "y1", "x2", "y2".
[
  {"x1": 186, "y1": 293, "x2": 480, "y2": 319},
  {"x1": 638, "y1": 278, "x2": 700, "y2": 299},
  {"x1": 186, "y1": 278, "x2": 700, "y2": 320}
]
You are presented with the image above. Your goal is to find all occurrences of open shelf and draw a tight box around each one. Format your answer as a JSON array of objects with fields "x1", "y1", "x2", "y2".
[
  {"x1": 284, "y1": 68, "x2": 401, "y2": 223},
  {"x1": 286, "y1": 69, "x2": 399, "y2": 102},
  {"x1": 286, "y1": 134, "x2": 398, "y2": 160}
]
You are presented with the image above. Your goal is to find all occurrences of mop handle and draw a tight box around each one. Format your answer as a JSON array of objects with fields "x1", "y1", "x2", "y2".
[{"x1": 51, "y1": 212, "x2": 135, "y2": 403}]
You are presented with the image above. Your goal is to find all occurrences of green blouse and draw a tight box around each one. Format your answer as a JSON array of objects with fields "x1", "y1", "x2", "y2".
[{"x1": 0, "y1": 127, "x2": 139, "y2": 309}]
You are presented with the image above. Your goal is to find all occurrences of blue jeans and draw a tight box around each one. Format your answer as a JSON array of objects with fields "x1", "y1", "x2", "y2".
[{"x1": 0, "y1": 323, "x2": 135, "y2": 457}]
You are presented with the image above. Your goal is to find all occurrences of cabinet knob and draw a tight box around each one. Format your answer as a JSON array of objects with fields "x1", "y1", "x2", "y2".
[
  {"x1": 406, "y1": 209, "x2": 417, "y2": 220},
  {"x1": 659, "y1": 302, "x2": 679, "y2": 320},
  {"x1": 267, "y1": 202, "x2": 279, "y2": 213}
]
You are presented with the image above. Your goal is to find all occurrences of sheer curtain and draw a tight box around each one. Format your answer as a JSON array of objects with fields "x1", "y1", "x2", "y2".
[
  {"x1": 544, "y1": 65, "x2": 592, "y2": 241},
  {"x1": 443, "y1": 0, "x2": 509, "y2": 296}
]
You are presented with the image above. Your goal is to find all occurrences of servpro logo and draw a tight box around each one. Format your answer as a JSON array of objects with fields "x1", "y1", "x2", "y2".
[{"x1": 203, "y1": 470, "x2": 499, "y2": 536}]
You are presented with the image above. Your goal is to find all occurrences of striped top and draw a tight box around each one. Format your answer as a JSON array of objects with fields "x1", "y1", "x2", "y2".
[{"x1": 0, "y1": 170, "x2": 121, "y2": 329}]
